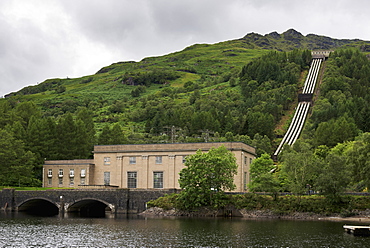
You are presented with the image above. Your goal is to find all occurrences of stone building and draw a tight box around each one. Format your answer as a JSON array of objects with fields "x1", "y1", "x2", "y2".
[{"x1": 43, "y1": 142, "x2": 256, "y2": 192}]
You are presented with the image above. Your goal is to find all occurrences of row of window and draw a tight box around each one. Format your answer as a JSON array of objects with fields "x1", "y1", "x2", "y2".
[
  {"x1": 125, "y1": 171, "x2": 163, "y2": 189},
  {"x1": 102, "y1": 171, "x2": 163, "y2": 188},
  {"x1": 104, "y1": 156, "x2": 186, "y2": 165},
  {"x1": 49, "y1": 171, "x2": 164, "y2": 188},
  {"x1": 48, "y1": 169, "x2": 86, "y2": 178},
  {"x1": 47, "y1": 176, "x2": 86, "y2": 186},
  {"x1": 104, "y1": 156, "x2": 252, "y2": 166}
]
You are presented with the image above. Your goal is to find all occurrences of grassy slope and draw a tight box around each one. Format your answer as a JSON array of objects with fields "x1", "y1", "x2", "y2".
[
  {"x1": 17, "y1": 41, "x2": 268, "y2": 103},
  {"x1": 4, "y1": 29, "x2": 370, "y2": 136}
]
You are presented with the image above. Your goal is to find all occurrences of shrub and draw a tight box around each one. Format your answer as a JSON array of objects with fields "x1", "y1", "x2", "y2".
[
  {"x1": 231, "y1": 193, "x2": 273, "y2": 210},
  {"x1": 146, "y1": 193, "x2": 179, "y2": 210}
]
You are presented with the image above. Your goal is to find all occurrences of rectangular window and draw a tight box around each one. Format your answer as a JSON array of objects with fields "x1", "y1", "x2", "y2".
[
  {"x1": 58, "y1": 177, "x2": 63, "y2": 185},
  {"x1": 80, "y1": 177, "x2": 85, "y2": 185},
  {"x1": 129, "y1": 157, "x2": 136, "y2": 165},
  {"x1": 155, "y1": 156, "x2": 162, "y2": 164},
  {"x1": 80, "y1": 169, "x2": 86, "y2": 177},
  {"x1": 48, "y1": 177, "x2": 52, "y2": 185},
  {"x1": 69, "y1": 169, "x2": 74, "y2": 177},
  {"x1": 70, "y1": 177, "x2": 74, "y2": 186},
  {"x1": 127, "y1": 172, "x2": 137, "y2": 188},
  {"x1": 58, "y1": 169, "x2": 64, "y2": 177},
  {"x1": 244, "y1": 172, "x2": 248, "y2": 191},
  {"x1": 182, "y1": 156, "x2": 187, "y2": 164},
  {"x1": 250, "y1": 158, "x2": 253, "y2": 165},
  {"x1": 48, "y1": 169, "x2": 52, "y2": 177},
  {"x1": 153, "y1": 172, "x2": 164, "y2": 189},
  {"x1": 104, "y1": 157, "x2": 111, "y2": 165},
  {"x1": 244, "y1": 156, "x2": 247, "y2": 165},
  {"x1": 104, "y1": 172, "x2": 110, "y2": 185}
]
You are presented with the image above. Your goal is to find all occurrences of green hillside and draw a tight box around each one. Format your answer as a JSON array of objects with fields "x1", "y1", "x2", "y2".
[
  {"x1": 3, "y1": 29, "x2": 370, "y2": 138},
  {"x1": 1, "y1": 29, "x2": 370, "y2": 188}
]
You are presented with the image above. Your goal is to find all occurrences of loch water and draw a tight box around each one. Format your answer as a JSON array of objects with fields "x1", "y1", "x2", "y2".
[{"x1": 0, "y1": 212, "x2": 369, "y2": 247}]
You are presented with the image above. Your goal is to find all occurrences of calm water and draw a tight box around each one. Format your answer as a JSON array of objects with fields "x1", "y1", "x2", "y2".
[{"x1": 0, "y1": 212, "x2": 368, "y2": 247}]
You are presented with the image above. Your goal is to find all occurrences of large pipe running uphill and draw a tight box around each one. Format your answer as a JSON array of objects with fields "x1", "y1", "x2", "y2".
[{"x1": 273, "y1": 56, "x2": 324, "y2": 159}]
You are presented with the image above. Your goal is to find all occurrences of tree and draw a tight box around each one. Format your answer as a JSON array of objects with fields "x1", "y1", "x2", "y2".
[
  {"x1": 315, "y1": 116, "x2": 358, "y2": 147},
  {"x1": 98, "y1": 125, "x2": 112, "y2": 145},
  {"x1": 246, "y1": 112, "x2": 275, "y2": 139},
  {"x1": 280, "y1": 141, "x2": 322, "y2": 195},
  {"x1": 14, "y1": 101, "x2": 41, "y2": 128},
  {"x1": 248, "y1": 153, "x2": 280, "y2": 198},
  {"x1": 76, "y1": 108, "x2": 96, "y2": 157},
  {"x1": 252, "y1": 133, "x2": 272, "y2": 157},
  {"x1": 315, "y1": 152, "x2": 351, "y2": 203},
  {"x1": 178, "y1": 146, "x2": 238, "y2": 210},
  {"x1": 0, "y1": 129, "x2": 40, "y2": 186},
  {"x1": 345, "y1": 132, "x2": 370, "y2": 189},
  {"x1": 98, "y1": 123, "x2": 127, "y2": 145},
  {"x1": 110, "y1": 123, "x2": 127, "y2": 144},
  {"x1": 56, "y1": 113, "x2": 78, "y2": 159}
]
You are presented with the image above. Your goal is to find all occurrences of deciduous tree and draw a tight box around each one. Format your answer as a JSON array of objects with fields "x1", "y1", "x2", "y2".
[
  {"x1": 178, "y1": 146, "x2": 237, "y2": 209},
  {"x1": 248, "y1": 153, "x2": 280, "y2": 198}
]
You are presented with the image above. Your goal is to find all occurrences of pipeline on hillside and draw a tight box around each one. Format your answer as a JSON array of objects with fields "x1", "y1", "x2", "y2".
[{"x1": 273, "y1": 58, "x2": 323, "y2": 158}]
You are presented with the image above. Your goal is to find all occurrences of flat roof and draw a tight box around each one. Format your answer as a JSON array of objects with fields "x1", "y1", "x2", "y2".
[
  {"x1": 93, "y1": 142, "x2": 256, "y2": 156},
  {"x1": 44, "y1": 159, "x2": 94, "y2": 165}
]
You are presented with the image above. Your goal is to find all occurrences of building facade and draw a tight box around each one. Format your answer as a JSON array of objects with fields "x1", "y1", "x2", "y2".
[{"x1": 43, "y1": 142, "x2": 256, "y2": 192}]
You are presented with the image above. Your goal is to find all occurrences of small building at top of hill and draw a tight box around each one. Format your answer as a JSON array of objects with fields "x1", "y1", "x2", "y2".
[
  {"x1": 43, "y1": 142, "x2": 256, "y2": 192},
  {"x1": 311, "y1": 50, "x2": 333, "y2": 59}
]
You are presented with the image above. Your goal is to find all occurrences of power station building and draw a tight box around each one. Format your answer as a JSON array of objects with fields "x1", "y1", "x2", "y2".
[{"x1": 43, "y1": 142, "x2": 256, "y2": 192}]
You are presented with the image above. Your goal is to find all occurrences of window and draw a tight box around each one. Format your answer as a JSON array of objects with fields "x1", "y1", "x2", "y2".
[
  {"x1": 155, "y1": 156, "x2": 162, "y2": 164},
  {"x1": 127, "y1": 172, "x2": 137, "y2": 188},
  {"x1": 48, "y1": 169, "x2": 52, "y2": 177},
  {"x1": 81, "y1": 169, "x2": 86, "y2": 177},
  {"x1": 244, "y1": 156, "x2": 247, "y2": 165},
  {"x1": 182, "y1": 156, "x2": 187, "y2": 164},
  {"x1": 58, "y1": 177, "x2": 63, "y2": 185},
  {"x1": 80, "y1": 177, "x2": 85, "y2": 185},
  {"x1": 104, "y1": 157, "x2": 111, "y2": 165},
  {"x1": 70, "y1": 177, "x2": 74, "y2": 186},
  {"x1": 58, "y1": 169, "x2": 64, "y2": 177},
  {"x1": 48, "y1": 178, "x2": 52, "y2": 185},
  {"x1": 104, "y1": 172, "x2": 110, "y2": 185},
  {"x1": 244, "y1": 172, "x2": 248, "y2": 191},
  {"x1": 250, "y1": 158, "x2": 253, "y2": 165},
  {"x1": 129, "y1": 157, "x2": 136, "y2": 165},
  {"x1": 153, "y1": 172, "x2": 163, "y2": 189},
  {"x1": 69, "y1": 169, "x2": 74, "y2": 177}
]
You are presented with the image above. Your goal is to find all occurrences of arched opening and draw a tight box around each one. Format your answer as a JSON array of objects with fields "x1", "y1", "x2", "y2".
[
  {"x1": 67, "y1": 199, "x2": 112, "y2": 218},
  {"x1": 18, "y1": 199, "x2": 59, "y2": 216}
]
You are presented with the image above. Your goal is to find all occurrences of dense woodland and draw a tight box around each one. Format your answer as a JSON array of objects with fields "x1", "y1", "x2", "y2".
[
  {"x1": 250, "y1": 49, "x2": 370, "y2": 199},
  {"x1": 0, "y1": 30, "x2": 370, "y2": 192}
]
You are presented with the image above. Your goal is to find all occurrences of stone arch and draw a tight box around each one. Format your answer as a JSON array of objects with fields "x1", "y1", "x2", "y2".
[
  {"x1": 66, "y1": 198, "x2": 115, "y2": 217},
  {"x1": 17, "y1": 197, "x2": 59, "y2": 216}
]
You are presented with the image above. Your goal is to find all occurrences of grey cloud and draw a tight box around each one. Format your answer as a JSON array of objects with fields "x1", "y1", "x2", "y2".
[
  {"x1": 0, "y1": 1, "x2": 75, "y2": 96},
  {"x1": 58, "y1": 0, "x2": 243, "y2": 60},
  {"x1": 2, "y1": 0, "x2": 370, "y2": 96}
]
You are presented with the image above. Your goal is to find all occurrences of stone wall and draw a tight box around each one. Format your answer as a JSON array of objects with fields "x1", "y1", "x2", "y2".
[{"x1": 0, "y1": 188, "x2": 176, "y2": 214}]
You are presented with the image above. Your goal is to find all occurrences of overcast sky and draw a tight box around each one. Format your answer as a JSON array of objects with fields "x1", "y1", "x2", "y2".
[{"x1": 1, "y1": 0, "x2": 370, "y2": 97}]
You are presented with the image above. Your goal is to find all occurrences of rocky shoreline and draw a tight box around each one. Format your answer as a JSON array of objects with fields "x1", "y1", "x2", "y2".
[{"x1": 140, "y1": 207, "x2": 370, "y2": 223}]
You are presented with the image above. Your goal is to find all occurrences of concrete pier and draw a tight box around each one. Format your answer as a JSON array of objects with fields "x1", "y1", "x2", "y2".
[{"x1": 343, "y1": 225, "x2": 370, "y2": 236}]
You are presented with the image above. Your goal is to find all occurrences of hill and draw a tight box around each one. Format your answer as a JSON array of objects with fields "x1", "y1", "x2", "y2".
[
  {"x1": 1, "y1": 29, "x2": 370, "y2": 158},
  {"x1": 2, "y1": 29, "x2": 370, "y2": 192}
]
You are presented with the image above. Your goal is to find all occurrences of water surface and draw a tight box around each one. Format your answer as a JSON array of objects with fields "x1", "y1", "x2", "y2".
[{"x1": 0, "y1": 212, "x2": 368, "y2": 247}]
